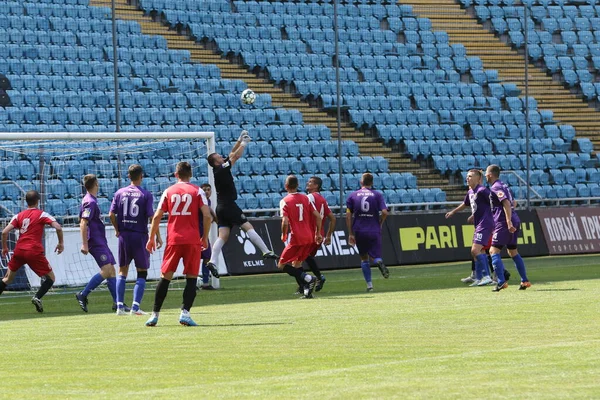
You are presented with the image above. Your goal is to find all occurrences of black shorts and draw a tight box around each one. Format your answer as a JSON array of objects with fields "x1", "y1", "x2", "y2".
[{"x1": 216, "y1": 202, "x2": 248, "y2": 228}]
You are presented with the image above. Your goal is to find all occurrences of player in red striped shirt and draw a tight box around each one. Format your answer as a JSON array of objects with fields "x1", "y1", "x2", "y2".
[
  {"x1": 278, "y1": 175, "x2": 322, "y2": 299},
  {"x1": 304, "y1": 176, "x2": 336, "y2": 293},
  {"x1": 145, "y1": 162, "x2": 212, "y2": 327},
  {"x1": 0, "y1": 190, "x2": 64, "y2": 312}
]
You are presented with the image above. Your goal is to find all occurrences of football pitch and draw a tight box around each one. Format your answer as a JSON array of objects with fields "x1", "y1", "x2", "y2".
[{"x1": 1, "y1": 254, "x2": 599, "y2": 399}]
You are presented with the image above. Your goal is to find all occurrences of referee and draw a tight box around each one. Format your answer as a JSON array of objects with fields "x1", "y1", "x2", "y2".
[{"x1": 206, "y1": 130, "x2": 278, "y2": 276}]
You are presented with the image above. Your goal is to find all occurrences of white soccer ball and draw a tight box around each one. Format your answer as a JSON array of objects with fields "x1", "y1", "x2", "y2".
[{"x1": 241, "y1": 88, "x2": 256, "y2": 105}]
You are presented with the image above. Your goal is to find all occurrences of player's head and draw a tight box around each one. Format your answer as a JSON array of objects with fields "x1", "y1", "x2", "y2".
[
  {"x1": 83, "y1": 174, "x2": 98, "y2": 194},
  {"x1": 485, "y1": 164, "x2": 501, "y2": 183},
  {"x1": 175, "y1": 161, "x2": 192, "y2": 181},
  {"x1": 285, "y1": 175, "x2": 299, "y2": 193},
  {"x1": 466, "y1": 169, "x2": 482, "y2": 189},
  {"x1": 360, "y1": 173, "x2": 374, "y2": 188},
  {"x1": 25, "y1": 190, "x2": 41, "y2": 207},
  {"x1": 306, "y1": 176, "x2": 322, "y2": 193},
  {"x1": 201, "y1": 183, "x2": 212, "y2": 198},
  {"x1": 128, "y1": 164, "x2": 143, "y2": 183},
  {"x1": 207, "y1": 153, "x2": 224, "y2": 168}
]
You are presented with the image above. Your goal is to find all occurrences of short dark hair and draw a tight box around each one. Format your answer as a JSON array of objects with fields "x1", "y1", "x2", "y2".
[
  {"x1": 468, "y1": 169, "x2": 482, "y2": 179},
  {"x1": 309, "y1": 176, "x2": 322, "y2": 191},
  {"x1": 361, "y1": 173, "x2": 374, "y2": 187},
  {"x1": 207, "y1": 153, "x2": 218, "y2": 168},
  {"x1": 487, "y1": 164, "x2": 501, "y2": 178},
  {"x1": 83, "y1": 174, "x2": 97, "y2": 191},
  {"x1": 25, "y1": 190, "x2": 40, "y2": 206},
  {"x1": 286, "y1": 175, "x2": 298, "y2": 190},
  {"x1": 176, "y1": 161, "x2": 192, "y2": 179},
  {"x1": 200, "y1": 183, "x2": 211, "y2": 190},
  {"x1": 128, "y1": 164, "x2": 143, "y2": 181}
]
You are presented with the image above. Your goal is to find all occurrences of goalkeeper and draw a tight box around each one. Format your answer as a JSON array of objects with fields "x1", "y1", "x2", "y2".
[{"x1": 206, "y1": 130, "x2": 279, "y2": 276}]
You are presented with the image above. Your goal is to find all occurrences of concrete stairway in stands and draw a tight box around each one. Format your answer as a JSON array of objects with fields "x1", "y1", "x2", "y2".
[{"x1": 402, "y1": 0, "x2": 600, "y2": 150}]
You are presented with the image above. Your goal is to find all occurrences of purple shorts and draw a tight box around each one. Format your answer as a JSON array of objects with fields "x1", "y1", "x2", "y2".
[
  {"x1": 473, "y1": 225, "x2": 493, "y2": 246},
  {"x1": 492, "y1": 221, "x2": 520, "y2": 248},
  {"x1": 201, "y1": 241, "x2": 212, "y2": 261},
  {"x1": 118, "y1": 231, "x2": 150, "y2": 269},
  {"x1": 354, "y1": 230, "x2": 382, "y2": 259},
  {"x1": 89, "y1": 244, "x2": 116, "y2": 268}
]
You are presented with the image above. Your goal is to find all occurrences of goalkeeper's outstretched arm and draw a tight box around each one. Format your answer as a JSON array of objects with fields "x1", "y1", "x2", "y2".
[{"x1": 229, "y1": 130, "x2": 251, "y2": 165}]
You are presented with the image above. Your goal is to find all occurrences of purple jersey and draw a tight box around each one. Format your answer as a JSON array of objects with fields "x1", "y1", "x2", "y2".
[
  {"x1": 463, "y1": 184, "x2": 493, "y2": 229},
  {"x1": 489, "y1": 180, "x2": 520, "y2": 228},
  {"x1": 110, "y1": 185, "x2": 154, "y2": 234},
  {"x1": 346, "y1": 188, "x2": 387, "y2": 233},
  {"x1": 80, "y1": 193, "x2": 108, "y2": 246}
]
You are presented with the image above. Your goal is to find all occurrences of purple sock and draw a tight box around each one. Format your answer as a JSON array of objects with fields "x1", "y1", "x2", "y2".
[
  {"x1": 116, "y1": 275, "x2": 126, "y2": 308},
  {"x1": 106, "y1": 277, "x2": 117, "y2": 302},
  {"x1": 82, "y1": 273, "x2": 104, "y2": 297},
  {"x1": 132, "y1": 277, "x2": 146, "y2": 311}
]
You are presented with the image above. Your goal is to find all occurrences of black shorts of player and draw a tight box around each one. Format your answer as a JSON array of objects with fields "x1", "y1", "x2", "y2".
[
  {"x1": 216, "y1": 202, "x2": 248, "y2": 228},
  {"x1": 491, "y1": 245, "x2": 518, "y2": 250}
]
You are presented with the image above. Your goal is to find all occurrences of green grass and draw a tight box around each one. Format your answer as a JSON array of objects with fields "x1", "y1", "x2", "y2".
[{"x1": 1, "y1": 255, "x2": 600, "y2": 399}]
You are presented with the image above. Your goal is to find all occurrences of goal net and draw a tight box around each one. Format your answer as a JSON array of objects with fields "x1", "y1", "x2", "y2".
[{"x1": 0, "y1": 132, "x2": 220, "y2": 294}]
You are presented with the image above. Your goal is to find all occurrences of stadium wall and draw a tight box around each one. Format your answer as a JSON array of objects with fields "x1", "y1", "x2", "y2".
[{"x1": 223, "y1": 209, "x2": 550, "y2": 275}]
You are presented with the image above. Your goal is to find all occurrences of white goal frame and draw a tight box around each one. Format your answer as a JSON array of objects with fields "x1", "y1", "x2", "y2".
[{"x1": 0, "y1": 131, "x2": 225, "y2": 288}]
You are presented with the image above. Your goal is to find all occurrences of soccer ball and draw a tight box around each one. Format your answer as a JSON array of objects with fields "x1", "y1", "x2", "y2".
[{"x1": 241, "y1": 88, "x2": 256, "y2": 105}]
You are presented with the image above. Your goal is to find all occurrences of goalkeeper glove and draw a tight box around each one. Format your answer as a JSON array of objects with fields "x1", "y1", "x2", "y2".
[
  {"x1": 238, "y1": 130, "x2": 249, "y2": 142},
  {"x1": 240, "y1": 134, "x2": 251, "y2": 147}
]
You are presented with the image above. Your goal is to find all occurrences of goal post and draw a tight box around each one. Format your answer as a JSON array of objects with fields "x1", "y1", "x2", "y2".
[{"x1": 0, "y1": 131, "x2": 226, "y2": 293}]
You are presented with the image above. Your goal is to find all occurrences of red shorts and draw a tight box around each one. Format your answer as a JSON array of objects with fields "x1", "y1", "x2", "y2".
[
  {"x1": 483, "y1": 236, "x2": 493, "y2": 251},
  {"x1": 8, "y1": 248, "x2": 52, "y2": 277},
  {"x1": 309, "y1": 242, "x2": 320, "y2": 258},
  {"x1": 280, "y1": 243, "x2": 313, "y2": 265},
  {"x1": 161, "y1": 244, "x2": 202, "y2": 276}
]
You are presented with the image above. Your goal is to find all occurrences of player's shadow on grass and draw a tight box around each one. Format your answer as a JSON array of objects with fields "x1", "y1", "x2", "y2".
[
  {"x1": 535, "y1": 288, "x2": 580, "y2": 292},
  {"x1": 198, "y1": 322, "x2": 292, "y2": 327}
]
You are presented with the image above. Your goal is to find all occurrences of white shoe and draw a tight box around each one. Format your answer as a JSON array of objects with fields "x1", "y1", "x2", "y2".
[
  {"x1": 461, "y1": 275, "x2": 476, "y2": 284},
  {"x1": 469, "y1": 279, "x2": 481, "y2": 287},
  {"x1": 477, "y1": 276, "x2": 493, "y2": 286},
  {"x1": 116, "y1": 308, "x2": 128, "y2": 316},
  {"x1": 130, "y1": 309, "x2": 148, "y2": 316}
]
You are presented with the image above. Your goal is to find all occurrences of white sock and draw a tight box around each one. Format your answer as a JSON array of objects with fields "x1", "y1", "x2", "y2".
[
  {"x1": 152, "y1": 312, "x2": 159, "y2": 318},
  {"x1": 367, "y1": 282, "x2": 373, "y2": 289},
  {"x1": 246, "y1": 229, "x2": 269, "y2": 254},
  {"x1": 304, "y1": 274, "x2": 313, "y2": 283},
  {"x1": 209, "y1": 237, "x2": 225, "y2": 264},
  {"x1": 181, "y1": 309, "x2": 190, "y2": 317}
]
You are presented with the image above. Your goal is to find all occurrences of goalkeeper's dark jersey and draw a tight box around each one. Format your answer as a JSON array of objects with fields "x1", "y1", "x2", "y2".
[{"x1": 213, "y1": 157, "x2": 238, "y2": 204}]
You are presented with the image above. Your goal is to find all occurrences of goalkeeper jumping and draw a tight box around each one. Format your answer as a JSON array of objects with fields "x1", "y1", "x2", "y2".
[{"x1": 205, "y1": 130, "x2": 279, "y2": 276}]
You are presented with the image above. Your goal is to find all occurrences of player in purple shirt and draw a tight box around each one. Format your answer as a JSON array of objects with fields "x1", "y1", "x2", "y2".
[
  {"x1": 346, "y1": 173, "x2": 389, "y2": 291},
  {"x1": 446, "y1": 169, "x2": 494, "y2": 286},
  {"x1": 109, "y1": 164, "x2": 162, "y2": 315},
  {"x1": 75, "y1": 174, "x2": 118, "y2": 312},
  {"x1": 485, "y1": 165, "x2": 531, "y2": 291}
]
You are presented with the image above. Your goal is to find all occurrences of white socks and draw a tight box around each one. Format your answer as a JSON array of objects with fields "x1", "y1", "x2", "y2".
[
  {"x1": 246, "y1": 229, "x2": 269, "y2": 254},
  {"x1": 209, "y1": 237, "x2": 226, "y2": 264}
]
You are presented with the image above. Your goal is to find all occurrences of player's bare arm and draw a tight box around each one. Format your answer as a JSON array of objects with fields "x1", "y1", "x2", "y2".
[
  {"x1": 201, "y1": 205, "x2": 212, "y2": 250},
  {"x1": 229, "y1": 131, "x2": 251, "y2": 165},
  {"x1": 109, "y1": 211, "x2": 119, "y2": 237},
  {"x1": 1, "y1": 223, "x2": 14, "y2": 257},
  {"x1": 281, "y1": 216, "x2": 289, "y2": 242},
  {"x1": 147, "y1": 209, "x2": 164, "y2": 254},
  {"x1": 346, "y1": 210, "x2": 355, "y2": 246},
  {"x1": 79, "y1": 218, "x2": 89, "y2": 255},
  {"x1": 501, "y1": 199, "x2": 516, "y2": 233},
  {"x1": 325, "y1": 213, "x2": 336, "y2": 245},
  {"x1": 445, "y1": 203, "x2": 467, "y2": 219},
  {"x1": 51, "y1": 221, "x2": 64, "y2": 255},
  {"x1": 379, "y1": 208, "x2": 389, "y2": 227},
  {"x1": 312, "y1": 210, "x2": 323, "y2": 244}
]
